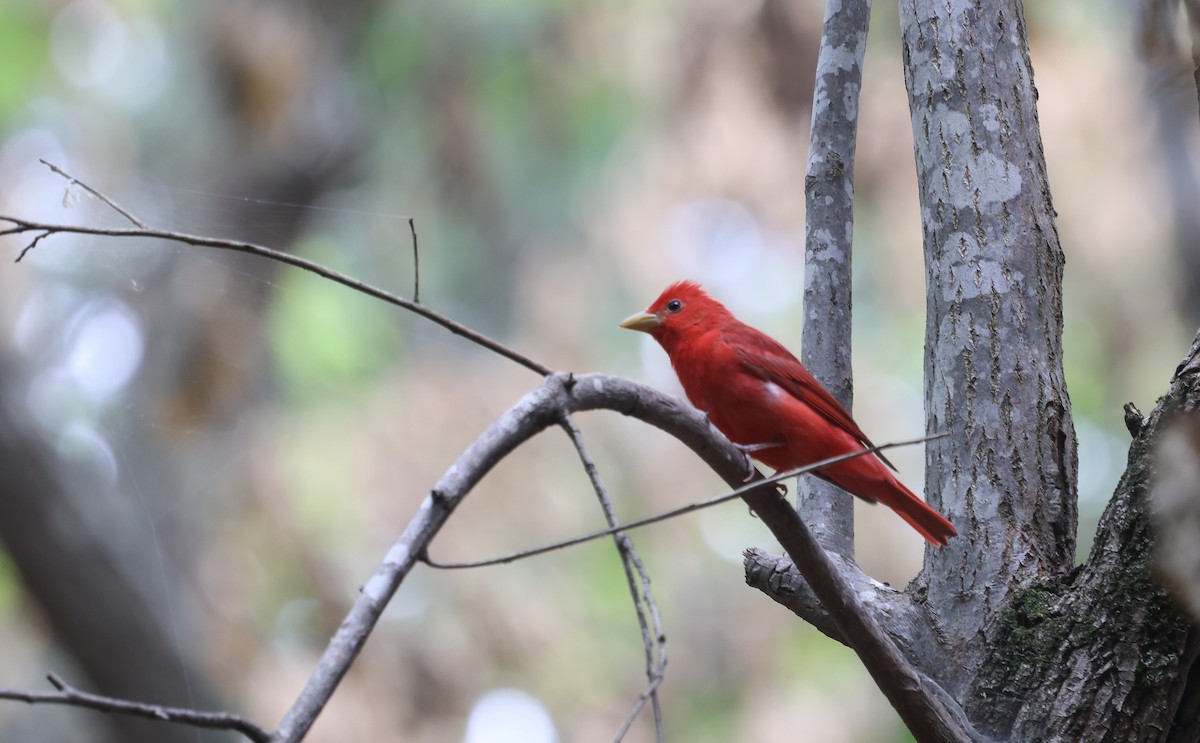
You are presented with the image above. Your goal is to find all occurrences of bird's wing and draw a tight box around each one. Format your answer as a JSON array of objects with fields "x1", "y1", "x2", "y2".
[{"x1": 729, "y1": 329, "x2": 898, "y2": 471}]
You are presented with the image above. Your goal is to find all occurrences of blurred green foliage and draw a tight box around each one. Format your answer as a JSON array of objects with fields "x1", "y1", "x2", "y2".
[
  {"x1": 268, "y1": 237, "x2": 402, "y2": 403},
  {"x1": 0, "y1": 5, "x2": 49, "y2": 125},
  {"x1": 0, "y1": 548, "x2": 18, "y2": 619},
  {"x1": 354, "y1": 1, "x2": 638, "y2": 331}
]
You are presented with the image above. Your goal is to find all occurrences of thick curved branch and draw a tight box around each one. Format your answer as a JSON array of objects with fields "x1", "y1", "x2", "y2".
[
  {"x1": 270, "y1": 375, "x2": 574, "y2": 742},
  {"x1": 272, "y1": 373, "x2": 975, "y2": 743}
]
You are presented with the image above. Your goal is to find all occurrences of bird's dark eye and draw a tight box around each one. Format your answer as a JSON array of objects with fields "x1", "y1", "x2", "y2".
[{"x1": 666, "y1": 299, "x2": 683, "y2": 313}]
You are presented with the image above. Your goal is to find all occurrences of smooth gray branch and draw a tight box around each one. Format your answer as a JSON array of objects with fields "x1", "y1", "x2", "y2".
[
  {"x1": 744, "y1": 548, "x2": 909, "y2": 646},
  {"x1": 800, "y1": 0, "x2": 873, "y2": 558},
  {"x1": 0, "y1": 673, "x2": 270, "y2": 743}
]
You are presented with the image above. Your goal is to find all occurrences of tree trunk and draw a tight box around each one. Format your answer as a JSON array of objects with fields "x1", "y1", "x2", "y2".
[
  {"x1": 900, "y1": 0, "x2": 1079, "y2": 657},
  {"x1": 749, "y1": 1, "x2": 1199, "y2": 740},
  {"x1": 963, "y1": 337, "x2": 1200, "y2": 740}
]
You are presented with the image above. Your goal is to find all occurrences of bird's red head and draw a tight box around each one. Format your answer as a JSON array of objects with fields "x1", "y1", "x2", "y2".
[{"x1": 620, "y1": 281, "x2": 733, "y2": 348}]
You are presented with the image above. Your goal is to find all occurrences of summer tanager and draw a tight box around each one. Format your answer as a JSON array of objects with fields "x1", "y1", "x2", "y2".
[{"x1": 621, "y1": 280, "x2": 956, "y2": 546}]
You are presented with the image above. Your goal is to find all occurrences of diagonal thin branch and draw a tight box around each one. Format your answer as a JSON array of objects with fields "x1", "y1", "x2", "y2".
[
  {"x1": 559, "y1": 414, "x2": 666, "y2": 743},
  {"x1": 13, "y1": 230, "x2": 50, "y2": 262},
  {"x1": 421, "y1": 432, "x2": 943, "y2": 571},
  {"x1": 40, "y1": 159, "x2": 148, "y2": 229},
  {"x1": 0, "y1": 673, "x2": 270, "y2": 743},
  {"x1": 2, "y1": 162, "x2": 549, "y2": 376}
]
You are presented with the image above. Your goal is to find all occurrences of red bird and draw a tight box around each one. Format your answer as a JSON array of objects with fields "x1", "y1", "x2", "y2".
[{"x1": 621, "y1": 281, "x2": 956, "y2": 547}]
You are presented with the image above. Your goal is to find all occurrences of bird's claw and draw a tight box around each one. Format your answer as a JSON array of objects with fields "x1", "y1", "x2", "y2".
[
  {"x1": 736, "y1": 441, "x2": 783, "y2": 454},
  {"x1": 735, "y1": 441, "x2": 783, "y2": 482},
  {"x1": 741, "y1": 455, "x2": 757, "y2": 482}
]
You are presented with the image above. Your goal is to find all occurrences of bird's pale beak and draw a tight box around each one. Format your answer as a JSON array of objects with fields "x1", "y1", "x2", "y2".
[{"x1": 619, "y1": 311, "x2": 660, "y2": 333}]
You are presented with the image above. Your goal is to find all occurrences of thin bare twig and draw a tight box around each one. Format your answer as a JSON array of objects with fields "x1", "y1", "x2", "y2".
[
  {"x1": 421, "y1": 431, "x2": 946, "y2": 570},
  {"x1": 609, "y1": 546, "x2": 665, "y2": 743},
  {"x1": 2, "y1": 162, "x2": 549, "y2": 376},
  {"x1": 559, "y1": 415, "x2": 666, "y2": 743},
  {"x1": 0, "y1": 673, "x2": 270, "y2": 743},
  {"x1": 40, "y1": 159, "x2": 148, "y2": 229},
  {"x1": 408, "y1": 217, "x2": 420, "y2": 303},
  {"x1": 13, "y1": 230, "x2": 50, "y2": 263}
]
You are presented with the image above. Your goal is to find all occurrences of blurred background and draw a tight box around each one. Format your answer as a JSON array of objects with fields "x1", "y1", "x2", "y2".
[{"x1": 0, "y1": 0, "x2": 1193, "y2": 741}]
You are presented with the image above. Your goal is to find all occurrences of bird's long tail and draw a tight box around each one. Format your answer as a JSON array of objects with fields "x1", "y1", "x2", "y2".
[
  {"x1": 881, "y1": 483, "x2": 957, "y2": 547},
  {"x1": 824, "y1": 461, "x2": 957, "y2": 546}
]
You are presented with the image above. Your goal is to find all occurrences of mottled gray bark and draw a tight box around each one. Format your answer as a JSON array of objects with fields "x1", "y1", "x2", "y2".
[
  {"x1": 747, "y1": 1, "x2": 1199, "y2": 740},
  {"x1": 799, "y1": 0, "x2": 872, "y2": 559},
  {"x1": 900, "y1": 0, "x2": 1078, "y2": 667},
  {"x1": 962, "y1": 336, "x2": 1200, "y2": 742}
]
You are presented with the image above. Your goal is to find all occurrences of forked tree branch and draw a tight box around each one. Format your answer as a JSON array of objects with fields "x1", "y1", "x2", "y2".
[
  {"x1": 39, "y1": 159, "x2": 148, "y2": 229},
  {"x1": 272, "y1": 373, "x2": 974, "y2": 743},
  {"x1": 743, "y1": 548, "x2": 924, "y2": 648}
]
